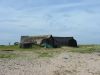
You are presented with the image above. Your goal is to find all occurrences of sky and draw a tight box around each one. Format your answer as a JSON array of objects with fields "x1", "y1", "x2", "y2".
[{"x1": 0, "y1": 0, "x2": 100, "y2": 45}]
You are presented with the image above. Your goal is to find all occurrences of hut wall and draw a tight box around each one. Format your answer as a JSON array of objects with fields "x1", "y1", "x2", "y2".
[
  {"x1": 68, "y1": 39, "x2": 77, "y2": 47},
  {"x1": 53, "y1": 37, "x2": 77, "y2": 47},
  {"x1": 40, "y1": 36, "x2": 54, "y2": 48}
]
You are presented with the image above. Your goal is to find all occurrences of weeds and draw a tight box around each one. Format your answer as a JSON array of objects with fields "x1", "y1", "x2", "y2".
[
  {"x1": 38, "y1": 52, "x2": 53, "y2": 57},
  {"x1": 0, "y1": 53, "x2": 17, "y2": 58}
]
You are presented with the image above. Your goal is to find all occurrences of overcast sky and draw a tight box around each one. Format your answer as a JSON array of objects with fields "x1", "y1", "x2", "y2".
[{"x1": 0, "y1": 0, "x2": 100, "y2": 45}]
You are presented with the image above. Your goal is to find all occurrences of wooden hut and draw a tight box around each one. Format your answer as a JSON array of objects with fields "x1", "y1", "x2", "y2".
[
  {"x1": 20, "y1": 36, "x2": 34, "y2": 48},
  {"x1": 53, "y1": 37, "x2": 77, "y2": 47},
  {"x1": 20, "y1": 35, "x2": 54, "y2": 48},
  {"x1": 20, "y1": 35, "x2": 77, "y2": 48}
]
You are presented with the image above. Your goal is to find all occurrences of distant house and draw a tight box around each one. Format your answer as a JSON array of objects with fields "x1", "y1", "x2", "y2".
[{"x1": 20, "y1": 35, "x2": 77, "y2": 48}]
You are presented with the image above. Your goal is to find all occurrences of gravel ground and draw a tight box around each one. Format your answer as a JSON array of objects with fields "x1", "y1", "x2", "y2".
[{"x1": 0, "y1": 52, "x2": 100, "y2": 75}]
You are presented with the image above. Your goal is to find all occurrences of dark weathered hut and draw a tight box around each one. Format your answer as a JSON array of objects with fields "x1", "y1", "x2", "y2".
[
  {"x1": 53, "y1": 37, "x2": 77, "y2": 47},
  {"x1": 20, "y1": 35, "x2": 77, "y2": 48}
]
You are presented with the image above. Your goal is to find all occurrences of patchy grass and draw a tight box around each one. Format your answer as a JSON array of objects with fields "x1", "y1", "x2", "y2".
[
  {"x1": 0, "y1": 45, "x2": 42, "y2": 51},
  {"x1": 0, "y1": 45, "x2": 100, "y2": 59},
  {"x1": 34, "y1": 48, "x2": 61, "y2": 58},
  {"x1": 0, "y1": 45, "x2": 20, "y2": 50},
  {"x1": 69, "y1": 45, "x2": 100, "y2": 53},
  {"x1": 38, "y1": 52, "x2": 53, "y2": 57},
  {"x1": 0, "y1": 45, "x2": 100, "y2": 56},
  {"x1": 0, "y1": 53, "x2": 17, "y2": 58}
]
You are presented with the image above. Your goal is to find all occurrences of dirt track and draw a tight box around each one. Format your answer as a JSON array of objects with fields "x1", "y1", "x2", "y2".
[{"x1": 0, "y1": 52, "x2": 100, "y2": 75}]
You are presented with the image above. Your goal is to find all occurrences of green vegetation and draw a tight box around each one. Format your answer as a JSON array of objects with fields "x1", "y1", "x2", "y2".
[
  {"x1": 0, "y1": 45, "x2": 42, "y2": 51},
  {"x1": 69, "y1": 45, "x2": 100, "y2": 53},
  {"x1": 38, "y1": 52, "x2": 53, "y2": 57},
  {"x1": 0, "y1": 53, "x2": 17, "y2": 58},
  {"x1": 34, "y1": 48, "x2": 61, "y2": 58},
  {"x1": 0, "y1": 45, "x2": 20, "y2": 50},
  {"x1": 0, "y1": 45, "x2": 100, "y2": 59}
]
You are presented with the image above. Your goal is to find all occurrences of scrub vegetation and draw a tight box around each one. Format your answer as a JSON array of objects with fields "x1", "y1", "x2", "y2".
[{"x1": 0, "y1": 45, "x2": 100, "y2": 58}]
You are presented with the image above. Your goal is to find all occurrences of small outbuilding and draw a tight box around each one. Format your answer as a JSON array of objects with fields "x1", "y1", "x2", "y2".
[{"x1": 53, "y1": 37, "x2": 77, "y2": 47}]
